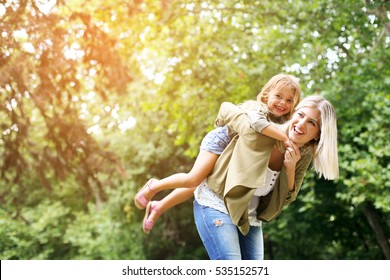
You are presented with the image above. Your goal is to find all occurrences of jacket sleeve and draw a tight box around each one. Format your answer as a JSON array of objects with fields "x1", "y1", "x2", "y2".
[
  {"x1": 257, "y1": 152, "x2": 313, "y2": 222},
  {"x1": 246, "y1": 105, "x2": 271, "y2": 133},
  {"x1": 215, "y1": 102, "x2": 254, "y2": 137},
  {"x1": 280, "y1": 152, "x2": 313, "y2": 205}
]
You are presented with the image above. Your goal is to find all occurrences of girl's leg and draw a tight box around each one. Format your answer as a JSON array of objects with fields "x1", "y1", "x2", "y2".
[
  {"x1": 143, "y1": 187, "x2": 196, "y2": 234},
  {"x1": 193, "y1": 200, "x2": 242, "y2": 260},
  {"x1": 135, "y1": 126, "x2": 230, "y2": 209},
  {"x1": 135, "y1": 150, "x2": 219, "y2": 209},
  {"x1": 154, "y1": 150, "x2": 219, "y2": 191},
  {"x1": 239, "y1": 226, "x2": 264, "y2": 260}
]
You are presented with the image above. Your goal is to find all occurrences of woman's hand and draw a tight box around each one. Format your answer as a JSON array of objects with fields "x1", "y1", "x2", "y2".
[
  {"x1": 284, "y1": 143, "x2": 301, "y2": 169},
  {"x1": 284, "y1": 143, "x2": 301, "y2": 191}
]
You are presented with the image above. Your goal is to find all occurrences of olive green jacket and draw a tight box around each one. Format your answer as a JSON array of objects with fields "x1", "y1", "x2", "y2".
[{"x1": 207, "y1": 102, "x2": 313, "y2": 235}]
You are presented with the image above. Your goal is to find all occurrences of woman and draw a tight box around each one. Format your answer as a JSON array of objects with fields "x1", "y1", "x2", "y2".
[{"x1": 143, "y1": 96, "x2": 339, "y2": 260}]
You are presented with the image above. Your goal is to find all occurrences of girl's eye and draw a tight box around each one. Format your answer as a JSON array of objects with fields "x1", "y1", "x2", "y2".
[
  {"x1": 310, "y1": 121, "x2": 317, "y2": 126},
  {"x1": 297, "y1": 112, "x2": 304, "y2": 117}
]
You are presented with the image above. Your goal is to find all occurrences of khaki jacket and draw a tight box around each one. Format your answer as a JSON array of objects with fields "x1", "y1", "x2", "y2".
[{"x1": 207, "y1": 102, "x2": 313, "y2": 235}]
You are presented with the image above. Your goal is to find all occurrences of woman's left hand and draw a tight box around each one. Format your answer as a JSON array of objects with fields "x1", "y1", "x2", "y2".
[{"x1": 284, "y1": 143, "x2": 301, "y2": 169}]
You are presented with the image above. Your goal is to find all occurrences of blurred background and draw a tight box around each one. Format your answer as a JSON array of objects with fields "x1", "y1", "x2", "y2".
[{"x1": 0, "y1": 0, "x2": 389, "y2": 259}]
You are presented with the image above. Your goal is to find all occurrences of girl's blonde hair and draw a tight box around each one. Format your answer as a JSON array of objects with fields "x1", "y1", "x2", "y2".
[
  {"x1": 257, "y1": 73, "x2": 302, "y2": 121},
  {"x1": 283, "y1": 95, "x2": 339, "y2": 180}
]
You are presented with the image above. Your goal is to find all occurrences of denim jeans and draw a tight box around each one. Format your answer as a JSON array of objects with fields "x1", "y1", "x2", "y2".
[
  {"x1": 194, "y1": 200, "x2": 264, "y2": 260},
  {"x1": 200, "y1": 126, "x2": 230, "y2": 155}
]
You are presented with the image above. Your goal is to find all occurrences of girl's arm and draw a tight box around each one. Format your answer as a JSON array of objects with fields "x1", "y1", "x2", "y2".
[
  {"x1": 215, "y1": 102, "x2": 251, "y2": 136},
  {"x1": 217, "y1": 102, "x2": 291, "y2": 147},
  {"x1": 247, "y1": 105, "x2": 291, "y2": 146},
  {"x1": 262, "y1": 125, "x2": 290, "y2": 147}
]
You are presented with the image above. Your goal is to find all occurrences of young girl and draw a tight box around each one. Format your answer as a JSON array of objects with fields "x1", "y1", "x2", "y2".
[{"x1": 134, "y1": 73, "x2": 301, "y2": 233}]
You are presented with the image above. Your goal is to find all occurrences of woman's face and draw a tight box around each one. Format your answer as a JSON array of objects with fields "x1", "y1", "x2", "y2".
[{"x1": 288, "y1": 107, "x2": 321, "y2": 147}]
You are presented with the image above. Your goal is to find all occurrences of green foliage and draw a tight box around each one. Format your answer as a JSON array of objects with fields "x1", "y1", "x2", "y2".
[
  {"x1": 63, "y1": 205, "x2": 144, "y2": 259},
  {"x1": 265, "y1": 174, "x2": 385, "y2": 259},
  {"x1": 0, "y1": 200, "x2": 72, "y2": 259},
  {"x1": 141, "y1": 200, "x2": 207, "y2": 260}
]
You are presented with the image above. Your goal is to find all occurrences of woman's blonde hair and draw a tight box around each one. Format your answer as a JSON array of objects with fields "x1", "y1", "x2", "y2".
[
  {"x1": 257, "y1": 73, "x2": 302, "y2": 121},
  {"x1": 293, "y1": 95, "x2": 339, "y2": 180}
]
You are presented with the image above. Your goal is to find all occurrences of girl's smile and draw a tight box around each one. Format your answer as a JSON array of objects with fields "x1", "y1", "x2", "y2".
[{"x1": 267, "y1": 87, "x2": 295, "y2": 117}]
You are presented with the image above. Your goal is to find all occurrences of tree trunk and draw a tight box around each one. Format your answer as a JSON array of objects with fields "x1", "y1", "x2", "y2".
[{"x1": 362, "y1": 201, "x2": 390, "y2": 259}]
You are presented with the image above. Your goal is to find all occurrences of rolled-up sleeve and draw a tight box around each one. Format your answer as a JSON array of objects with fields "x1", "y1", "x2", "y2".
[
  {"x1": 215, "y1": 102, "x2": 253, "y2": 137},
  {"x1": 246, "y1": 105, "x2": 271, "y2": 133}
]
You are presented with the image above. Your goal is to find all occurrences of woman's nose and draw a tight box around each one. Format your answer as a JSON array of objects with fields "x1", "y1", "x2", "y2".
[{"x1": 297, "y1": 118, "x2": 307, "y2": 127}]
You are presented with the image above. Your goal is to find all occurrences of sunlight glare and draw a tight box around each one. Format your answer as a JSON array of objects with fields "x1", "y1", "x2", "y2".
[
  {"x1": 0, "y1": 4, "x2": 6, "y2": 17},
  {"x1": 185, "y1": 3, "x2": 195, "y2": 11},
  {"x1": 22, "y1": 42, "x2": 35, "y2": 53},
  {"x1": 64, "y1": 43, "x2": 85, "y2": 60},
  {"x1": 325, "y1": 48, "x2": 340, "y2": 69},
  {"x1": 35, "y1": 0, "x2": 57, "y2": 15},
  {"x1": 111, "y1": 105, "x2": 120, "y2": 119},
  {"x1": 93, "y1": 116, "x2": 100, "y2": 123},
  {"x1": 87, "y1": 124, "x2": 101, "y2": 135},
  {"x1": 153, "y1": 73, "x2": 165, "y2": 84},
  {"x1": 118, "y1": 117, "x2": 137, "y2": 132}
]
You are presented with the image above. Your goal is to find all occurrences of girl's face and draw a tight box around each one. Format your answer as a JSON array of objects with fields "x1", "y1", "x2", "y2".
[
  {"x1": 267, "y1": 87, "x2": 295, "y2": 117},
  {"x1": 288, "y1": 107, "x2": 321, "y2": 147}
]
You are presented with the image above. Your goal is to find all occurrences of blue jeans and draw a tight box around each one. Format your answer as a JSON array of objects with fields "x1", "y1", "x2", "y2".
[
  {"x1": 200, "y1": 126, "x2": 230, "y2": 155},
  {"x1": 194, "y1": 200, "x2": 264, "y2": 260}
]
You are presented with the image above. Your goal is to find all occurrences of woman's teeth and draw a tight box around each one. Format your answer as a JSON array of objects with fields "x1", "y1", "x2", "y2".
[{"x1": 293, "y1": 126, "x2": 303, "y2": 134}]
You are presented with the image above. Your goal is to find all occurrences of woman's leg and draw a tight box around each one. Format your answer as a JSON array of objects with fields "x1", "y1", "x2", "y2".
[
  {"x1": 239, "y1": 226, "x2": 264, "y2": 260},
  {"x1": 193, "y1": 200, "x2": 242, "y2": 260}
]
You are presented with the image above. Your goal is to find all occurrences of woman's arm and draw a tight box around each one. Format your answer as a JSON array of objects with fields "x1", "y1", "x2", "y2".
[
  {"x1": 280, "y1": 152, "x2": 312, "y2": 203},
  {"x1": 257, "y1": 151, "x2": 313, "y2": 222}
]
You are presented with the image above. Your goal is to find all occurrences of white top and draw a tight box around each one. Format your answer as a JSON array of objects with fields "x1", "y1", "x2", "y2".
[{"x1": 194, "y1": 168, "x2": 280, "y2": 226}]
